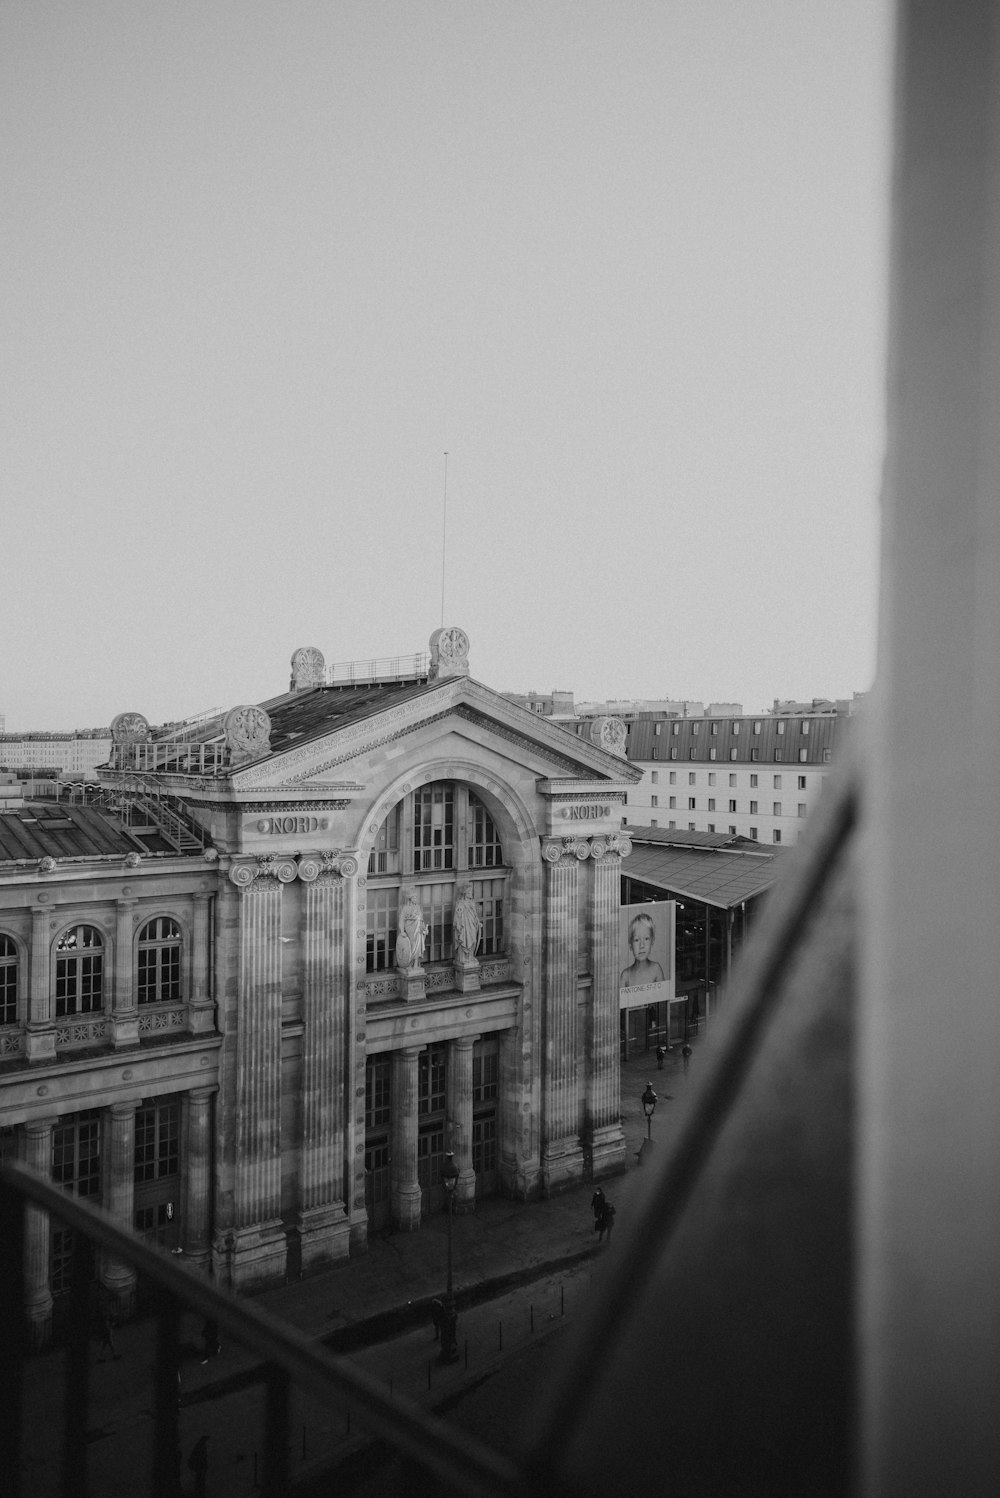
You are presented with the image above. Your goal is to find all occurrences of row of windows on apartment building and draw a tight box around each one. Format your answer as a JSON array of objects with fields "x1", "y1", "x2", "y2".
[
  {"x1": 0, "y1": 917, "x2": 181, "y2": 1025},
  {"x1": 652, "y1": 718, "x2": 817, "y2": 737},
  {"x1": 648, "y1": 772, "x2": 813, "y2": 789},
  {"x1": 652, "y1": 798, "x2": 807, "y2": 816},
  {"x1": 645, "y1": 745, "x2": 830, "y2": 763}
]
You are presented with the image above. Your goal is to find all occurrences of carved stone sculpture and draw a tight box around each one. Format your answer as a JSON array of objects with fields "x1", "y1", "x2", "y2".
[
  {"x1": 394, "y1": 887, "x2": 427, "y2": 971},
  {"x1": 110, "y1": 712, "x2": 151, "y2": 744},
  {"x1": 290, "y1": 646, "x2": 325, "y2": 692},
  {"x1": 453, "y1": 885, "x2": 482, "y2": 962},
  {"x1": 428, "y1": 626, "x2": 470, "y2": 681},
  {"x1": 224, "y1": 705, "x2": 272, "y2": 765},
  {"x1": 589, "y1": 717, "x2": 628, "y2": 756}
]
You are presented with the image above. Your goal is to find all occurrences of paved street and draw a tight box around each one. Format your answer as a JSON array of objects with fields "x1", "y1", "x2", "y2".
[{"x1": 17, "y1": 1037, "x2": 703, "y2": 1496}]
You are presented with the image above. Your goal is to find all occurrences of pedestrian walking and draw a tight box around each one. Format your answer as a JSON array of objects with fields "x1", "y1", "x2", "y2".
[
  {"x1": 97, "y1": 1313, "x2": 120, "y2": 1362},
  {"x1": 682, "y1": 1042, "x2": 693, "y2": 1075},
  {"x1": 590, "y1": 1186, "x2": 606, "y2": 1230},
  {"x1": 430, "y1": 1297, "x2": 444, "y2": 1341},
  {"x1": 187, "y1": 1434, "x2": 209, "y2": 1498},
  {"x1": 200, "y1": 1316, "x2": 221, "y2": 1364},
  {"x1": 597, "y1": 1201, "x2": 616, "y2": 1244},
  {"x1": 655, "y1": 1044, "x2": 665, "y2": 1070}
]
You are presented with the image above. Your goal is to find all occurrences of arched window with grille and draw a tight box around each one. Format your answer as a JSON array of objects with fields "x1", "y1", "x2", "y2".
[
  {"x1": 366, "y1": 782, "x2": 508, "y2": 975},
  {"x1": 0, "y1": 934, "x2": 18, "y2": 1025},
  {"x1": 137, "y1": 917, "x2": 182, "y2": 1004},
  {"x1": 54, "y1": 925, "x2": 103, "y2": 1017}
]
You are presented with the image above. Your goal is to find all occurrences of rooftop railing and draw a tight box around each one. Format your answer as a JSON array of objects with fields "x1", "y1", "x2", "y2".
[
  {"x1": 109, "y1": 742, "x2": 230, "y2": 775},
  {"x1": 324, "y1": 653, "x2": 429, "y2": 687}
]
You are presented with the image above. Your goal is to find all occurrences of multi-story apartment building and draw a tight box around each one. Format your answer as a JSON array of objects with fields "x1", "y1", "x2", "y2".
[
  {"x1": 572, "y1": 709, "x2": 852, "y2": 846},
  {"x1": 0, "y1": 730, "x2": 112, "y2": 778}
]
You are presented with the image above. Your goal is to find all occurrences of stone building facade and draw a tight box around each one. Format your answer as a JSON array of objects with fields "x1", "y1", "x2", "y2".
[{"x1": 0, "y1": 630, "x2": 638, "y2": 1334}]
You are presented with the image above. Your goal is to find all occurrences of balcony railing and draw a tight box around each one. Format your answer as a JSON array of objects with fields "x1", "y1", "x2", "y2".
[
  {"x1": 109, "y1": 742, "x2": 230, "y2": 775},
  {"x1": 325, "y1": 653, "x2": 429, "y2": 687},
  {"x1": 0, "y1": 1160, "x2": 542, "y2": 1498}
]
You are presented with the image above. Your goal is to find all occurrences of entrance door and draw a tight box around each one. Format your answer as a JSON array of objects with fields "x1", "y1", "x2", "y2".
[{"x1": 364, "y1": 1141, "x2": 391, "y2": 1231}]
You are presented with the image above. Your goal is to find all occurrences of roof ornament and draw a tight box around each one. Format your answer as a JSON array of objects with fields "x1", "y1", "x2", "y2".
[
  {"x1": 428, "y1": 626, "x2": 470, "y2": 681},
  {"x1": 590, "y1": 717, "x2": 628, "y2": 757},
  {"x1": 224, "y1": 705, "x2": 272, "y2": 765},
  {"x1": 110, "y1": 712, "x2": 151, "y2": 744},
  {"x1": 290, "y1": 646, "x2": 325, "y2": 692}
]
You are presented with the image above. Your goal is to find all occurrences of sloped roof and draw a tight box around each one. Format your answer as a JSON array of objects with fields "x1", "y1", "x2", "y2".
[
  {"x1": 624, "y1": 827, "x2": 780, "y2": 909},
  {"x1": 0, "y1": 803, "x2": 141, "y2": 862}
]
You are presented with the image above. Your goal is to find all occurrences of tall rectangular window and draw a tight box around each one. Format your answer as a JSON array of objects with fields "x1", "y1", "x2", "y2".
[
  {"x1": 419, "y1": 883, "x2": 453, "y2": 963},
  {"x1": 798, "y1": 775, "x2": 807, "y2": 790},
  {"x1": 729, "y1": 799, "x2": 737, "y2": 813},
  {"x1": 468, "y1": 794, "x2": 502, "y2": 868},
  {"x1": 134, "y1": 1100, "x2": 180, "y2": 1182},
  {"x1": 651, "y1": 795, "x2": 658, "y2": 807},
  {"x1": 472, "y1": 878, "x2": 505, "y2": 955},
  {"x1": 773, "y1": 802, "x2": 782, "y2": 816},
  {"x1": 418, "y1": 1044, "x2": 447, "y2": 1116},
  {"x1": 688, "y1": 797, "x2": 696, "y2": 810},
  {"x1": 688, "y1": 772, "x2": 696, "y2": 785},
  {"x1": 413, "y1": 784, "x2": 454, "y2": 870},
  {"x1": 669, "y1": 796, "x2": 676, "y2": 809},
  {"x1": 773, "y1": 775, "x2": 782, "y2": 789},
  {"x1": 366, "y1": 888, "x2": 398, "y2": 973},
  {"x1": 708, "y1": 773, "x2": 716, "y2": 785},
  {"x1": 750, "y1": 801, "x2": 758, "y2": 814},
  {"x1": 708, "y1": 798, "x2": 716, "y2": 812}
]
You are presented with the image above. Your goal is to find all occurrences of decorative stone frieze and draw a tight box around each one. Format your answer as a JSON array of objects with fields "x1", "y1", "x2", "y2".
[{"x1": 228, "y1": 850, "x2": 359, "y2": 888}]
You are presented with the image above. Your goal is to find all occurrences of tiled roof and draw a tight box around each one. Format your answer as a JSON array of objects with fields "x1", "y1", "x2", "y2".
[{"x1": 0, "y1": 804, "x2": 141, "y2": 862}]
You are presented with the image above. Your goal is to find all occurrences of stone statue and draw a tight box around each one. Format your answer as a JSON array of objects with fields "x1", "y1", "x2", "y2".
[
  {"x1": 453, "y1": 885, "x2": 482, "y2": 962},
  {"x1": 395, "y1": 888, "x2": 427, "y2": 971}
]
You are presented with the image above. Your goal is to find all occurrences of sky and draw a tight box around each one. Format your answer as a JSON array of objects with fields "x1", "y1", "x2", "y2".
[{"x1": 1, "y1": 1, "x2": 893, "y2": 730}]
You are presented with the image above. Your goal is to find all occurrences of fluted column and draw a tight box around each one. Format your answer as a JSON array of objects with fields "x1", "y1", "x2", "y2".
[
  {"x1": 586, "y1": 838, "x2": 630, "y2": 1178},
  {"x1": 447, "y1": 1035, "x2": 478, "y2": 1209},
  {"x1": 23, "y1": 1118, "x2": 55, "y2": 1347},
  {"x1": 183, "y1": 1087, "x2": 216, "y2": 1271},
  {"x1": 188, "y1": 892, "x2": 215, "y2": 1035},
  {"x1": 298, "y1": 859, "x2": 351, "y2": 1270},
  {"x1": 111, "y1": 897, "x2": 139, "y2": 1048},
  {"x1": 229, "y1": 866, "x2": 286, "y2": 1287},
  {"x1": 101, "y1": 1100, "x2": 139, "y2": 1314},
  {"x1": 540, "y1": 839, "x2": 585, "y2": 1193},
  {"x1": 391, "y1": 1046, "x2": 422, "y2": 1231},
  {"x1": 26, "y1": 904, "x2": 55, "y2": 1063}
]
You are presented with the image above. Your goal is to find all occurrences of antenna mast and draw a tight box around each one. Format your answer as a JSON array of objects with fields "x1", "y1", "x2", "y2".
[{"x1": 440, "y1": 451, "x2": 449, "y2": 626}]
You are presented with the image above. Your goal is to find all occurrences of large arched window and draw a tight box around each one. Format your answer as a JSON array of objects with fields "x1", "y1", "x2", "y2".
[
  {"x1": 137, "y1": 917, "x2": 182, "y2": 1004},
  {"x1": 0, "y1": 934, "x2": 18, "y2": 1025},
  {"x1": 366, "y1": 784, "x2": 508, "y2": 974},
  {"x1": 54, "y1": 926, "x2": 103, "y2": 1017}
]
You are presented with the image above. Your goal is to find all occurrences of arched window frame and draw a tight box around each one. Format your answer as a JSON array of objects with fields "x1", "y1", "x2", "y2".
[
  {"x1": 54, "y1": 924, "x2": 104, "y2": 1018},
  {"x1": 366, "y1": 782, "x2": 509, "y2": 974},
  {"x1": 136, "y1": 915, "x2": 184, "y2": 1005},
  {"x1": 0, "y1": 933, "x2": 20, "y2": 1026}
]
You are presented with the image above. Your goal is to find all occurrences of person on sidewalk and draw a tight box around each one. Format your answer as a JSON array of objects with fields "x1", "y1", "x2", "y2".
[
  {"x1": 597, "y1": 1201, "x2": 616, "y2": 1245},
  {"x1": 682, "y1": 1042, "x2": 693, "y2": 1075},
  {"x1": 430, "y1": 1298, "x2": 444, "y2": 1341},
  {"x1": 187, "y1": 1434, "x2": 209, "y2": 1498},
  {"x1": 656, "y1": 1044, "x2": 665, "y2": 1070},
  {"x1": 97, "y1": 1313, "x2": 120, "y2": 1362},
  {"x1": 590, "y1": 1187, "x2": 606, "y2": 1231},
  {"x1": 200, "y1": 1316, "x2": 221, "y2": 1364}
]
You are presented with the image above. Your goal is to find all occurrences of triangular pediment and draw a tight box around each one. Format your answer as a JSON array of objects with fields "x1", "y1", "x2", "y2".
[{"x1": 230, "y1": 677, "x2": 639, "y2": 793}]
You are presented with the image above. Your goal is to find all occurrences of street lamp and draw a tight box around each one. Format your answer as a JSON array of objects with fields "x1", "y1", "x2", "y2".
[
  {"x1": 641, "y1": 1082, "x2": 658, "y2": 1152},
  {"x1": 438, "y1": 1151, "x2": 460, "y2": 1364}
]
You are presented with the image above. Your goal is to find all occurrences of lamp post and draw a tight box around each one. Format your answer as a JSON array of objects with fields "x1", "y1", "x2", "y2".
[
  {"x1": 639, "y1": 1083, "x2": 658, "y2": 1165},
  {"x1": 438, "y1": 1151, "x2": 460, "y2": 1364}
]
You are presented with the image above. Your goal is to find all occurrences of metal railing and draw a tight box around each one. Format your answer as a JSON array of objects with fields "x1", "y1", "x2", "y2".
[
  {"x1": 0, "y1": 1161, "x2": 544, "y2": 1498},
  {"x1": 324, "y1": 653, "x2": 429, "y2": 687},
  {"x1": 109, "y1": 741, "x2": 230, "y2": 775}
]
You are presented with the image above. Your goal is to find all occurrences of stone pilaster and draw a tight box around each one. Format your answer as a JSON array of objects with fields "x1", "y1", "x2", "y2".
[
  {"x1": 111, "y1": 897, "x2": 139, "y2": 1048},
  {"x1": 183, "y1": 1087, "x2": 216, "y2": 1272},
  {"x1": 188, "y1": 892, "x2": 215, "y2": 1034},
  {"x1": 26, "y1": 904, "x2": 55, "y2": 1063},
  {"x1": 338, "y1": 854, "x2": 368, "y2": 1254},
  {"x1": 101, "y1": 1100, "x2": 139, "y2": 1314},
  {"x1": 447, "y1": 1035, "x2": 479, "y2": 1209},
  {"x1": 23, "y1": 1118, "x2": 54, "y2": 1347},
  {"x1": 540, "y1": 838, "x2": 585, "y2": 1193},
  {"x1": 297, "y1": 861, "x2": 351, "y2": 1271},
  {"x1": 586, "y1": 838, "x2": 630, "y2": 1179},
  {"x1": 391, "y1": 1046, "x2": 422, "y2": 1231},
  {"x1": 230, "y1": 868, "x2": 286, "y2": 1288}
]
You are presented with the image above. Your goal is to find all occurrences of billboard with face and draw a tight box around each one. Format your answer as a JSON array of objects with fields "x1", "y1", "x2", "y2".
[{"x1": 618, "y1": 899, "x2": 676, "y2": 1010}]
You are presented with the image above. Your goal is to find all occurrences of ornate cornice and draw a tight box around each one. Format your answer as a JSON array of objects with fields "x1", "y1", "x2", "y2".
[
  {"x1": 228, "y1": 851, "x2": 360, "y2": 888},
  {"x1": 541, "y1": 834, "x2": 632, "y2": 864}
]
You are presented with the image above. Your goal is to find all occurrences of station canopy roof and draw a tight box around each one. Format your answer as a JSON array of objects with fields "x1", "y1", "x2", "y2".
[{"x1": 623, "y1": 827, "x2": 781, "y2": 910}]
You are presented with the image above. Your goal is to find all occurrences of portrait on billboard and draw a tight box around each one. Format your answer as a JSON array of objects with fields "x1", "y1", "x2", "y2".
[{"x1": 619, "y1": 899, "x2": 675, "y2": 1009}]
